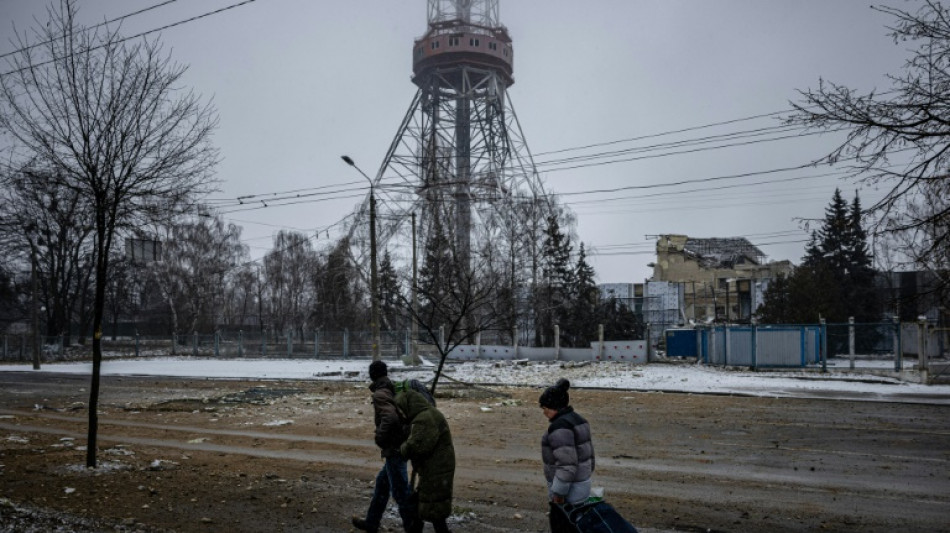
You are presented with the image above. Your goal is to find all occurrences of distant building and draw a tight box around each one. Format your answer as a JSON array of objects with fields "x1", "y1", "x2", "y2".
[
  {"x1": 599, "y1": 283, "x2": 635, "y2": 300},
  {"x1": 598, "y1": 281, "x2": 684, "y2": 327},
  {"x1": 878, "y1": 270, "x2": 946, "y2": 323},
  {"x1": 651, "y1": 234, "x2": 793, "y2": 324}
]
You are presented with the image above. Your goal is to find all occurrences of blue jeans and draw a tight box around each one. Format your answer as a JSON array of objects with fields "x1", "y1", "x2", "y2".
[{"x1": 364, "y1": 454, "x2": 416, "y2": 530}]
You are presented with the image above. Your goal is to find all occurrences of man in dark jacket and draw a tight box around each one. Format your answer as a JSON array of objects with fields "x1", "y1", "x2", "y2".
[
  {"x1": 395, "y1": 388, "x2": 455, "y2": 533},
  {"x1": 352, "y1": 361, "x2": 417, "y2": 533}
]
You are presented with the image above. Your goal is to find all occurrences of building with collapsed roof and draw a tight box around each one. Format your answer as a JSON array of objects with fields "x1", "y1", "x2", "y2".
[{"x1": 650, "y1": 234, "x2": 793, "y2": 324}]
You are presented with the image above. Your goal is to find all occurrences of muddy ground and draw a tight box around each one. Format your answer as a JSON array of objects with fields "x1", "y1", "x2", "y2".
[{"x1": 0, "y1": 370, "x2": 948, "y2": 532}]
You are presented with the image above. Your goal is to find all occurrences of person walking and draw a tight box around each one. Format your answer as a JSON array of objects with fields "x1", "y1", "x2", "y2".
[
  {"x1": 540, "y1": 378, "x2": 595, "y2": 533},
  {"x1": 395, "y1": 387, "x2": 456, "y2": 533},
  {"x1": 352, "y1": 361, "x2": 418, "y2": 533}
]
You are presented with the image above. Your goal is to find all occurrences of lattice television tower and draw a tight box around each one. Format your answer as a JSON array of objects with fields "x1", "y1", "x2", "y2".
[{"x1": 351, "y1": 0, "x2": 550, "y2": 275}]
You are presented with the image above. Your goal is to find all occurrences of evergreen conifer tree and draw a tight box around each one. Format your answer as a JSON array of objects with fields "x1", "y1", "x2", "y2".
[
  {"x1": 758, "y1": 189, "x2": 880, "y2": 331},
  {"x1": 417, "y1": 213, "x2": 462, "y2": 336},
  {"x1": 844, "y1": 192, "x2": 882, "y2": 325},
  {"x1": 566, "y1": 243, "x2": 598, "y2": 346},
  {"x1": 601, "y1": 297, "x2": 644, "y2": 340},
  {"x1": 755, "y1": 273, "x2": 791, "y2": 324},
  {"x1": 538, "y1": 215, "x2": 573, "y2": 346},
  {"x1": 377, "y1": 250, "x2": 403, "y2": 331}
]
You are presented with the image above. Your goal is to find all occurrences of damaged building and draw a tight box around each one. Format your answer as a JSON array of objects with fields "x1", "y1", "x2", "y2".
[{"x1": 650, "y1": 234, "x2": 793, "y2": 324}]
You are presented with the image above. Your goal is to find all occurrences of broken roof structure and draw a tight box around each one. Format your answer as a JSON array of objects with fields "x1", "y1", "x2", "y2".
[
  {"x1": 682, "y1": 237, "x2": 766, "y2": 269},
  {"x1": 652, "y1": 234, "x2": 793, "y2": 324}
]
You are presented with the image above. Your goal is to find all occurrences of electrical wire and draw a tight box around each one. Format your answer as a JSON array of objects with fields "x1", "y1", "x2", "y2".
[
  {"x1": 534, "y1": 124, "x2": 807, "y2": 168},
  {"x1": 204, "y1": 179, "x2": 364, "y2": 204},
  {"x1": 0, "y1": 0, "x2": 262, "y2": 78},
  {"x1": 0, "y1": 0, "x2": 182, "y2": 60},
  {"x1": 532, "y1": 110, "x2": 789, "y2": 157}
]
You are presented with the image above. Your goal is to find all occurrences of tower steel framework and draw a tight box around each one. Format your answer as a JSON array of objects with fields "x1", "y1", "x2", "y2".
[{"x1": 347, "y1": 0, "x2": 553, "y2": 342}]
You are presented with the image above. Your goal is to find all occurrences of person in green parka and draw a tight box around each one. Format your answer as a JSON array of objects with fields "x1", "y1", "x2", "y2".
[{"x1": 395, "y1": 388, "x2": 456, "y2": 533}]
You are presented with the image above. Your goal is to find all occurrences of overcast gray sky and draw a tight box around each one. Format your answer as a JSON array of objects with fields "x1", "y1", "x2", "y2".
[{"x1": 0, "y1": 0, "x2": 915, "y2": 282}]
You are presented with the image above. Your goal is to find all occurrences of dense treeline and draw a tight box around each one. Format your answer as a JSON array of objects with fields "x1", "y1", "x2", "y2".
[
  {"x1": 0, "y1": 206, "x2": 642, "y2": 346},
  {"x1": 757, "y1": 189, "x2": 880, "y2": 325}
]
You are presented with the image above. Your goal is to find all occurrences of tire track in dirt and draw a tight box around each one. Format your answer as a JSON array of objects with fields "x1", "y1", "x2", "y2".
[
  {"x1": 6, "y1": 410, "x2": 947, "y2": 506},
  {"x1": 0, "y1": 408, "x2": 368, "y2": 448},
  {"x1": 0, "y1": 420, "x2": 375, "y2": 468}
]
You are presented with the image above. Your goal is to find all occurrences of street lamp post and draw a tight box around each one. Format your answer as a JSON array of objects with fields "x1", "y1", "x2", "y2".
[
  {"x1": 341, "y1": 156, "x2": 381, "y2": 361},
  {"x1": 25, "y1": 224, "x2": 41, "y2": 370}
]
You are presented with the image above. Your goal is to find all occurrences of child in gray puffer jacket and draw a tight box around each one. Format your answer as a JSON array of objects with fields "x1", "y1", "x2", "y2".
[{"x1": 540, "y1": 378, "x2": 595, "y2": 506}]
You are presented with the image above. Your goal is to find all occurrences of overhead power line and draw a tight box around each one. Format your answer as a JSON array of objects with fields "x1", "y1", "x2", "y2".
[
  {"x1": 535, "y1": 129, "x2": 836, "y2": 174},
  {"x1": 593, "y1": 230, "x2": 804, "y2": 252},
  {"x1": 204, "y1": 179, "x2": 364, "y2": 205},
  {"x1": 535, "y1": 124, "x2": 804, "y2": 168},
  {"x1": 573, "y1": 192, "x2": 835, "y2": 218},
  {"x1": 214, "y1": 191, "x2": 366, "y2": 215},
  {"x1": 1, "y1": 0, "x2": 261, "y2": 78},
  {"x1": 562, "y1": 169, "x2": 849, "y2": 207},
  {"x1": 588, "y1": 237, "x2": 811, "y2": 258},
  {"x1": 533, "y1": 110, "x2": 789, "y2": 157},
  {"x1": 0, "y1": 0, "x2": 181, "y2": 60},
  {"x1": 198, "y1": 112, "x2": 844, "y2": 213}
]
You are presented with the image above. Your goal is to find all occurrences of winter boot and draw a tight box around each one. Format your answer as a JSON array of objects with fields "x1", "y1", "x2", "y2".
[{"x1": 351, "y1": 516, "x2": 379, "y2": 533}]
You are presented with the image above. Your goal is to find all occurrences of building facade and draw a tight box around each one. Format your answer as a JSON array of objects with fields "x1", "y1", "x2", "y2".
[{"x1": 650, "y1": 234, "x2": 793, "y2": 324}]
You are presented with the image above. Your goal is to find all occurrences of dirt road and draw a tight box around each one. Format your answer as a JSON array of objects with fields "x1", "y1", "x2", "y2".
[{"x1": 0, "y1": 371, "x2": 948, "y2": 532}]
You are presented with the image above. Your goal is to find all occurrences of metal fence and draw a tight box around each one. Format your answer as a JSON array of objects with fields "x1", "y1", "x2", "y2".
[
  {"x1": 700, "y1": 326, "x2": 821, "y2": 368},
  {"x1": 4, "y1": 320, "x2": 944, "y2": 373},
  {"x1": 0, "y1": 330, "x2": 420, "y2": 362},
  {"x1": 0, "y1": 335, "x2": 67, "y2": 363},
  {"x1": 665, "y1": 319, "x2": 946, "y2": 370}
]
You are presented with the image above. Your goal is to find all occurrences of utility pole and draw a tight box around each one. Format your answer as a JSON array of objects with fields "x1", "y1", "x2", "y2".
[
  {"x1": 411, "y1": 212, "x2": 419, "y2": 364},
  {"x1": 369, "y1": 190, "x2": 380, "y2": 360},
  {"x1": 25, "y1": 224, "x2": 41, "y2": 370},
  {"x1": 342, "y1": 156, "x2": 381, "y2": 360},
  {"x1": 31, "y1": 244, "x2": 40, "y2": 370}
]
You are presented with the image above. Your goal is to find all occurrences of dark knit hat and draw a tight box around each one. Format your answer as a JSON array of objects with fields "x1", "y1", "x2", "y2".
[
  {"x1": 539, "y1": 378, "x2": 571, "y2": 409},
  {"x1": 369, "y1": 360, "x2": 388, "y2": 381}
]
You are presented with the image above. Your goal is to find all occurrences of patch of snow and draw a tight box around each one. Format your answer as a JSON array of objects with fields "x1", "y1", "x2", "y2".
[
  {"x1": 0, "y1": 357, "x2": 947, "y2": 404},
  {"x1": 62, "y1": 460, "x2": 131, "y2": 474},
  {"x1": 262, "y1": 419, "x2": 294, "y2": 427},
  {"x1": 149, "y1": 459, "x2": 180, "y2": 471},
  {"x1": 104, "y1": 447, "x2": 134, "y2": 456}
]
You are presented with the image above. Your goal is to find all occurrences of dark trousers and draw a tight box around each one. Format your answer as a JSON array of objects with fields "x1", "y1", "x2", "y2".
[{"x1": 364, "y1": 454, "x2": 416, "y2": 530}]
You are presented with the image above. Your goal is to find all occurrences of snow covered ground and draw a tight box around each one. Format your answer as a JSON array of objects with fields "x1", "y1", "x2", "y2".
[{"x1": 1, "y1": 356, "x2": 948, "y2": 404}]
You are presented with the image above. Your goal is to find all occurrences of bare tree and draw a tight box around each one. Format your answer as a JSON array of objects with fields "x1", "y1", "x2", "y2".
[
  {"x1": 0, "y1": 0, "x2": 218, "y2": 467},
  {"x1": 400, "y1": 201, "x2": 516, "y2": 395},
  {"x1": 151, "y1": 216, "x2": 245, "y2": 341},
  {"x1": 790, "y1": 0, "x2": 950, "y2": 307},
  {"x1": 221, "y1": 264, "x2": 260, "y2": 330},
  {"x1": 261, "y1": 231, "x2": 317, "y2": 340},
  {"x1": 104, "y1": 253, "x2": 130, "y2": 340},
  {"x1": 313, "y1": 237, "x2": 364, "y2": 332},
  {"x1": 0, "y1": 165, "x2": 94, "y2": 344},
  {"x1": 410, "y1": 250, "x2": 514, "y2": 396}
]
